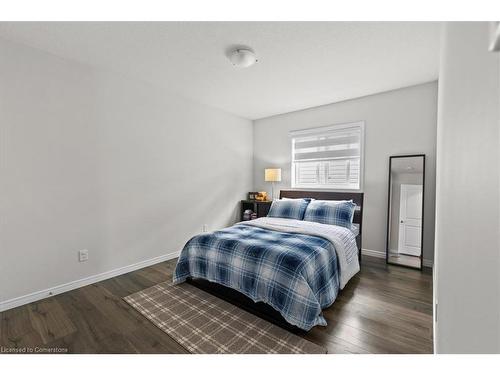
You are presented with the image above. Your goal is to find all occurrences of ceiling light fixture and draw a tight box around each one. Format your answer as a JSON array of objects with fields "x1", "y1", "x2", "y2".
[{"x1": 228, "y1": 48, "x2": 258, "y2": 68}]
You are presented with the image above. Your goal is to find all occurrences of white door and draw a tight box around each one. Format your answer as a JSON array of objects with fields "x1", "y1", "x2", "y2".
[{"x1": 398, "y1": 184, "x2": 423, "y2": 256}]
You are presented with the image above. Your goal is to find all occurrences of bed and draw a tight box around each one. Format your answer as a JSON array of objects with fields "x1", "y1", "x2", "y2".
[{"x1": 173, "y1": 190, "x2": 363, "y2": 331}]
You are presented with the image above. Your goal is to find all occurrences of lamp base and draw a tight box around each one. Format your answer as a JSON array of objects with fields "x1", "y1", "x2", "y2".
[{"x1": 271, "y1": 182, "x2": 279, "y2": 201}]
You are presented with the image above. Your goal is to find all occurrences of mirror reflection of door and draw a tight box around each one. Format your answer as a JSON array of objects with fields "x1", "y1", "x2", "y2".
[
  {"x1": 398, "y1": 184, "x2": 422, "y2": 256},
  {"x1": 387, "y1": 155, "x2": 425, "y2": 269}
]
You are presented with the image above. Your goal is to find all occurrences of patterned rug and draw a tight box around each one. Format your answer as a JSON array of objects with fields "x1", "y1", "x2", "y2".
[{"x1": 124, "y1": 281, "x2": 326, "y2": 354}]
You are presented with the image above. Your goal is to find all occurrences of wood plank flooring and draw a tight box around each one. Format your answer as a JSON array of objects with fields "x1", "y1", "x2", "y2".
[
  {"x1": 0, "y1": 255, "x2": 433, "y2": 354},
  {"x1": 388, "y1": 253, "x2": 422, "y2": 268}
]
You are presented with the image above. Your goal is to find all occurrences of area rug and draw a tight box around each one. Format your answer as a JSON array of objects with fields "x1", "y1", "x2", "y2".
[{"x1": 124, "y1": 281, "x2": 326, "y2": 354}]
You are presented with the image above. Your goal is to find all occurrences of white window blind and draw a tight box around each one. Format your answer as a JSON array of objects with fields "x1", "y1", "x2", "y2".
[{"x1": 290, "y1": 122, "x2": 364, "y2": 190}]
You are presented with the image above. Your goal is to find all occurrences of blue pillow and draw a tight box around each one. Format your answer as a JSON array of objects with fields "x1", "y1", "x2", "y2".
[
  {"x1": 303, "y1": 200, "x2": 356, "y2": 229},
  {"x1": 267, "y1": 199, "x2": 310, "y2": 220}
]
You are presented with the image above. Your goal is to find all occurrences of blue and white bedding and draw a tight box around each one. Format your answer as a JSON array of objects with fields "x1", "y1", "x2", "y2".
[
  {"x1": 173, "y1": 217, "x2": 360, "y2": 330},
  {"x1": 267, "y1": 199, "x2": 310, "y2": 220},
  {"x1": 303, "y1": 200, "x2": 357, "y2": 229}
]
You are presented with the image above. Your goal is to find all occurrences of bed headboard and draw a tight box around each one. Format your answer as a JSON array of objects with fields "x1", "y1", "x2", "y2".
[{"x1": 279, "y1": 190, "x2": 364, "y2": 261}]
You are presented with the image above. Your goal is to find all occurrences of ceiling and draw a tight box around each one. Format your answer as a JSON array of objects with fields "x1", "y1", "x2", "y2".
[{"x1": 0, "y1": 22, "x2": 442, "y2": 119}]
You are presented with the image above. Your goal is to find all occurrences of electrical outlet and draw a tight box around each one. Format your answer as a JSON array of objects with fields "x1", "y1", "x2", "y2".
[
  {"x1": 78, "y1": 249, "x2": 89, "y2": 262},
  {"x1": 202, "y1": 224, "x2": 208, "y2": 233}
]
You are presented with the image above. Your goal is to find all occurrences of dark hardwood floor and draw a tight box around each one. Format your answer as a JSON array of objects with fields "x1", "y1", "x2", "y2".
[{"x1": 0, "y1": 255, "x2": 433, "y2": 354}]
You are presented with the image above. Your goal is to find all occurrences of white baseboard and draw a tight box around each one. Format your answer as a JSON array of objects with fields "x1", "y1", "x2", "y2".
[
  {"x1": 361, "y1": 248, "x2": 386, "y2": 259},
  {"x1": 0, "y1": 250, "x2": 180, "y2": 312},
  {"x1": 1, "y1": 247, "x2": 433, "y2": 312},
  {"x1": 362, "y1": 248, "x2": 434, "y2": 268}
]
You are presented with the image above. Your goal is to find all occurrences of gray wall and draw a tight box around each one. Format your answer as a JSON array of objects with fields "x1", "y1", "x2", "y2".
[
  {"x1": 435, "y1": 22, "x2": 500, "y2": 353},
  {"x1": 0, "y1": 38, "x2": 253, "y2": 303},
  {"x1": 253, "y1": 82, "x2": 437, "y2": 262}
]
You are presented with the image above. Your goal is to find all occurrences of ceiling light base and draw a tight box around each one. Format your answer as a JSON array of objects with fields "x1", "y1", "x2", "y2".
[{"x1": 229, "y1": 49, "x2": 258, "y2": 68}]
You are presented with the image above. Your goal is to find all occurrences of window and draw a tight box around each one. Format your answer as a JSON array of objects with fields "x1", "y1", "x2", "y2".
[{"x1": 290, "y1": 121, "x2": 364, "y2": 190}]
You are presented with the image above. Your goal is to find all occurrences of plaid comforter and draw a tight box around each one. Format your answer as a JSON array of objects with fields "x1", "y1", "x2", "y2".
[{"x1": 173, "y1": 217, "x2": 359, "y2": 330}]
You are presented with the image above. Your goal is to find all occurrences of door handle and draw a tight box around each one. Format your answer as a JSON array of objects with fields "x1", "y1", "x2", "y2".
[{"x1": 400, "y1": 220, "x2": 404, "y2": 223}]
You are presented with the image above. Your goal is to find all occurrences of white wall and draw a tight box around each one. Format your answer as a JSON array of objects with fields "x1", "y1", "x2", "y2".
[
  {"x1": 0, "y1": 38, "x2": 253, "y2": 305},
  {"x1": 435, "y1": 22, "x2": 500, "y2": 353},
  {"x1": 253, "y1": 82, "x2": 437, "y2": 262}
]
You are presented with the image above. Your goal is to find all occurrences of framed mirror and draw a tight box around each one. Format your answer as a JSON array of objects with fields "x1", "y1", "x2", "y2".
[{"x1": 386, "y1": 154, "x2": 425, "y2": 270}]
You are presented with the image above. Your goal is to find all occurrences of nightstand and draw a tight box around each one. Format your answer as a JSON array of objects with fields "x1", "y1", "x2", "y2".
[{"x1": 240, "y1": 200, "x2": 272, "y2": 221}]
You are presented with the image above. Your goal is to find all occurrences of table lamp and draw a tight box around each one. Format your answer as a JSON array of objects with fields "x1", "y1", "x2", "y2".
[{"x1": 265, "y1": 168, "x2": 282, "y2": 200}]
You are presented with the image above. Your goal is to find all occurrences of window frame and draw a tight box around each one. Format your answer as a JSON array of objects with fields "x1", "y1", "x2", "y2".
[{"x1": 290, "y1": 121, "x2": 365, "y2": 192}]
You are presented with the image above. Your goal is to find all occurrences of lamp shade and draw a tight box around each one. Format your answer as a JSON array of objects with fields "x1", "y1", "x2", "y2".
[{"x1": 265, "y1": 168, "x2": 282, "y2": 182}]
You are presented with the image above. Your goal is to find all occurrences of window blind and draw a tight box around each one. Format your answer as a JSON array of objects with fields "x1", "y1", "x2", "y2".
[{"x1": 291, "y1": 122, "x2": 364, "y2": 190}]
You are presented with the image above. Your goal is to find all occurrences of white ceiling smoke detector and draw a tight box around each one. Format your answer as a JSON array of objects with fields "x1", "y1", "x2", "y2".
[{"x1": 228, "y1": 48, "x2": 258, "y2": 68}]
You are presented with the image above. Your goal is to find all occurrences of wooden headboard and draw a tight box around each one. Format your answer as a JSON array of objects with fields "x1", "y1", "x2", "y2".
[{"x1": 279, "y1": 190, "x2": 364, "y2": 261}]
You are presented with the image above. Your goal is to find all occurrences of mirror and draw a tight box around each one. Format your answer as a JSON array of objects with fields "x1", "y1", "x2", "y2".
[{"x1": 386, "y1": 155, "x2": 425, "y2": 270}]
